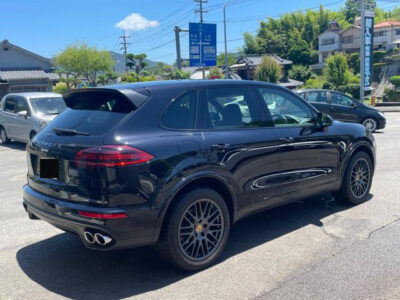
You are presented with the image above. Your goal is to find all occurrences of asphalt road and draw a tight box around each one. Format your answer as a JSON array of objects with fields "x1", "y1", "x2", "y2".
[{"x1": 1, "y1": 114, "x2": 400, "y2": 300}]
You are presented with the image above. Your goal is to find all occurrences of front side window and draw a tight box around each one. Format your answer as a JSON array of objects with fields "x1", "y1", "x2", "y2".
[
  {"x1": 307, "y1": 91, "x2": 329, "y2": 103},
  {"x1": 205, "y1": 87, "x2": 260, "y2": 129},
  {"x1": 4, "y1": 98, "x2": 16, "y2": 113},
  {"x1": 258, "y1": 88, "x2": 315, "y2": 127},
  {"x1": 162, "y1": 91, "x2": 197, "y2": 129},
  {"x1": 330, "y1": 93, "x2": 354, "y2": 106},
  {"x1": 15, "y1": 98, "x2": 29, "y2": 113}
]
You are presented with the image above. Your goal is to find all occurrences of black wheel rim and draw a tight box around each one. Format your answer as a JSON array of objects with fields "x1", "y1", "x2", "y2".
[
  {"x1": 350, "y1": 158, "x2": 370, "y2": 198},
  {"x1": 178, "y1": 198, "x2": 224, "y2": 262}
]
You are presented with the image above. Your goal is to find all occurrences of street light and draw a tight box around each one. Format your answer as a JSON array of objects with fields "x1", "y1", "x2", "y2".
[{"x1": 223, "y1": 0, "x2": 232, "y2": 79}]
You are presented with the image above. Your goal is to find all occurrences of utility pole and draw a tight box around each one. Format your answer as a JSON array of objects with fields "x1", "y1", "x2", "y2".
[
  {"x1": 224, "y1": 0, "x2": 232, "y2": 79},
  {"x1": 195, "y1": 0, "x2": 208, "y2": 79},
  {"x1": 360, "y1": 0, "x2": 366, "y2": 102},
  {"x1": 174, "y1": 26, "x2": 189, "y2": 70},
  {"x1": 119, "y1": 31, "x2": 131, "y2": 72}
]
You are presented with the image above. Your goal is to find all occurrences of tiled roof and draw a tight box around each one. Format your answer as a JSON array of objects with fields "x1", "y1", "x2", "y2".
[
  {"x1": 375, "y1": 21, "x2": 400, "y2": 28},
  {"x1": 0, "y1": 70, "x2": 59, "y2": 81}
]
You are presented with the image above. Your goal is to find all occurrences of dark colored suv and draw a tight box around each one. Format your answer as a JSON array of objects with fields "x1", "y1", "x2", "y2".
[
  {"x1": 23, "y1": 81, "x2": 376, "y2": 270},
  {"x1": 296, "y1": 89, "x2": 386, "y2": 132}
]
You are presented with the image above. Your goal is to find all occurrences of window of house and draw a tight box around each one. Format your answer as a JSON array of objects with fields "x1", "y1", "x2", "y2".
[
  {"x1": 161, "y1": 91, "x2": 197, "y2": 129},
  {"x1": 322, "y1": 38, "x2": 335, "y2": 46},
  {"x1": 395, "y1": 29, "x2": 400, "y2": 35},
  {"x1": 258, "y1": 88, "x2": 315, "y2": 128},
  {"x1": 342, "y1": 36, "x2": 353, "y2": 44},
  {"x1": 205, "y1": 87, "x2": 261, "y2": 129}
]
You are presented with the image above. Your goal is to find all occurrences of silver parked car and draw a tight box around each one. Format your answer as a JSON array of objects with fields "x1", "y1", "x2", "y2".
[{"x1": 0, "y1": 92, "x2": 66, "y2": 144}]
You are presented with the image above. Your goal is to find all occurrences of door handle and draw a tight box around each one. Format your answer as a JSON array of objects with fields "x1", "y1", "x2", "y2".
[
  {"x1": 211, "y1": 143, "x2": 230, "y2": 150},
  {"x1": 330, "y1": 106, "x2": 335, "y2": 110},
  {"x1": 280, "y1": 137, "x2": 294, "y2": 143}
]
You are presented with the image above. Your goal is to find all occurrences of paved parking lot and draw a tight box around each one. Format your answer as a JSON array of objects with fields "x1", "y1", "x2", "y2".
[{"x1": 1, "y1": 113, "x2": 400, "y2": 300}]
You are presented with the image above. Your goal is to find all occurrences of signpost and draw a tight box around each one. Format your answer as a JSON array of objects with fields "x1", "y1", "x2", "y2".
[{"x1": 189, "y1": 23, "x2": 217, "y2": 72}]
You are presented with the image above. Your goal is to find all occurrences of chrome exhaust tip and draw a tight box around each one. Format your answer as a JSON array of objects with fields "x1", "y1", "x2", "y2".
[
  {"x1": 94, "y1": 233, "x2": 112, "y2": 246},
  {"x1": 83, "y1": 231, "x2": 95, "y2": 244}
]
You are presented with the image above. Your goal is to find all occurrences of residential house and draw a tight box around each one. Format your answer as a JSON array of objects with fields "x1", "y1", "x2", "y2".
[
  {"x1": 341, "y1": 25, "x2": 361, "y2": 54},
  {"x1": 0, "y1": 39, "x2": 58, "y2": 98},
  {"x1": 373, "y1": 20, "x2": 400, "y2": 51},
  {"x1": 229, "y1": 54, "x2": 303, "y2": 89}
]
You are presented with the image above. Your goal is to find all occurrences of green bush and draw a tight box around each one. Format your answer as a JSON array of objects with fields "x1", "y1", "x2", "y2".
[
  {"x1": 326, "y1": 53, "x2": 351, "y2": 88},
  {"x1": 322, "y1": 81, "x2": 335, "y2": 90},
  {"x1": 53, "y1": 82, "x2": 67, "y2": 94},
  {"x1": 373, "y1": 50, "x2": 387, "y2": 63},
  {"x1": 288, "y1": 65, "x2": 314, "y2": 82},
  {"x1": 303, "y1": 76, "x2": 326, "y2": 89},
  {"x1": 390, "y1": 75, "x2": 400, "y2": 89}
]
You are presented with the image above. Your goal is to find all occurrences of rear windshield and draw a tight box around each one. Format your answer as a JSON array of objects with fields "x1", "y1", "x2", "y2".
[{"x1": 44, "y1": 90, "x2": 144, "y2": 136}]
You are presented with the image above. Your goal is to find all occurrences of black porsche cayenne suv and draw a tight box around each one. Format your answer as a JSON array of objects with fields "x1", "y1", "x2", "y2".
[{"x1": 23, "y1": 80, "x2": 376, "y2": 271}]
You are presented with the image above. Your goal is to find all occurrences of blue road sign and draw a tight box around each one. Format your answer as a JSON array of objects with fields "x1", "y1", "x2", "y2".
[
  {"x1": 364, "y1": 14, "x2": 374, "y2": 87},
  {"x1": 189, "y1": 23, "x2": 217, "y2": 67}
]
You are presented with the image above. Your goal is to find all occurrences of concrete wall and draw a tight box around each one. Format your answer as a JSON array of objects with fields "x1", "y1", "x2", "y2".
[{"x1": 0, "y1": 46, "x2": 51, "y2": 71}]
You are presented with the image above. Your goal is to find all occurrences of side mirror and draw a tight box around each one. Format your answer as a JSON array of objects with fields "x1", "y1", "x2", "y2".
[
  {"x1": 317, "y1": 112, "x2": 333, "y2": 131},
  {"x1": 17, "y1": 110, "x2": 28, "y2": 118}
]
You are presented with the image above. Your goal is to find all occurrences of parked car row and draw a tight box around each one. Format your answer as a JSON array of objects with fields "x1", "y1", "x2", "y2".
[{"x1": 19, "y1": 81, "x2": 376, "y2": 271}]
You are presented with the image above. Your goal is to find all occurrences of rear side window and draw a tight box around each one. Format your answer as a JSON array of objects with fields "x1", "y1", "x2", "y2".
[
  {"x1": 161, "y1": 91, "x2": 197, "y2": 129},
  {"x1": 308, "y1": 91, "x2": 329, "y2": 103},
  {"x1": 205, "y1": 87, "x2": 260, "y2": 129},
  {"x1": 46, "y1": 90, "x2": 139, "y2": 136},
  {"x1": 5, "y1": 98, "x2": 16, "y2": 113},
  {"x1": 330, "y1": 92, "x2": 354, "y2": 106}
]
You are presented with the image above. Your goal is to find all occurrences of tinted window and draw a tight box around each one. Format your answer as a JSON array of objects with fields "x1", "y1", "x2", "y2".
[
  {"x1": 4, "y1": 98, "x2": 16, "y2": 113},
  {"x1": 258, "y1": 88, "x2": 315, "y2": 127},
  {"x1": 162, "y1": 91, "x2": 197, "y2": 129},
  {"x1": 15, "y1": 97, "x2": 29, "y2": 113},
  {"x1": 308, "y1": 91, "x2": 329, "y2": 103},
  {"x1": 206, "y1": 87, "x2": 260, "y2": 129},
  {"x1": 45, "y1": 91, "x2": 136, "y2": 136},
  {"x1": 330, "y1": 92, "x2": 354, "y2": 106}
]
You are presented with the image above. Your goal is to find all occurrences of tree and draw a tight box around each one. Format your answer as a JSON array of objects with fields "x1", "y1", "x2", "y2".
[
  {"x1": 288, "y1": 65, "x2": 314, "y2": 82},
  {"x1": 126, "y1": 53, "x2": 148, "y2": 75},
  {"x1": 326, "y1": 53, "x2": 351, "y2": 88},
  {"x1": 217, "y1": 53, "x2": 237, "y2": 67},
  {"x1": 288, "y1": 40, "x2": 315, "y2": 65},
  {"x1": 97, "y1": 71, "x2": 118, "y2": 86},
  {"x1": 255, "y1": 56, "x2": 281, "y2": 83},
  {"x1": 344, "y1": 0, "x2": 360, "y2": 24},
  {"x1": 207, "y1": 67, "x2": 223, "y2": 79},
  {"x1": 347, "y1": 52, "x2": 360, "y2": 74},
  {"x1": 54, "y1": 42, "x2": 115, "y2": 86},
  {"x1": 243, "y1": 32, "x2": 260, "y2": 54}
]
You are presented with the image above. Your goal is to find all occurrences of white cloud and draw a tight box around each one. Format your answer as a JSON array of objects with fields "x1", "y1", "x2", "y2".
[{"x1": 115, "y1": 13, "x2": 159, "y2": 32}]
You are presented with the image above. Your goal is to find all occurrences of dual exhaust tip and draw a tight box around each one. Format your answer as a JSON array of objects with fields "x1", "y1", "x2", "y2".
[{"x1": 83, "y1": 231, "x2": 112, "y2": 246}]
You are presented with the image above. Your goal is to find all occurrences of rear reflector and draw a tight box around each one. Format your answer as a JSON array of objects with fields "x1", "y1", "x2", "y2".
[
  {"x1": 75, "y1": 145, "x2": 153, "y2": 167},
  {"x1": 78, "y1": 211, "x2": 128, "y2": 219}
]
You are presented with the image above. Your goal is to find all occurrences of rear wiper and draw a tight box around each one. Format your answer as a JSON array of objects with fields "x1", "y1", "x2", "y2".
[{"x1": 53, "y1": 128, "x2": 90, "y2": 136}]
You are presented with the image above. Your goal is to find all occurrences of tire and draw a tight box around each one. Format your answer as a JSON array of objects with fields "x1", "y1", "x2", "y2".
[
  {"x1": 157, "y1": 188, "x2": 231, "y2": 271},
  {"x1": 362, "y1": 117, "x2": 377, "y2": 133},
  {"x1": 333, "y1": 151, "x2": 373, "y2": 205},
  {"x1": 0, "y1": 127, "x2": 10, "y2": 144}
]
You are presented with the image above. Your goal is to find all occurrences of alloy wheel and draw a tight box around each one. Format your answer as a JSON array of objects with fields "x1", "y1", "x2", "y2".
[
  {"x1": 178, "y1": 198, "x2": 224, "y2": 262},
  {"x1": 350, "y1": 158, "x2": 371, "y2": 198},
  {"x1": 363, "y1": 118, "x2": 377, "y2": 132}
]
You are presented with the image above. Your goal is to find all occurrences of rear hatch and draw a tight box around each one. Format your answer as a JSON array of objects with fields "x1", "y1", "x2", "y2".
[{"x1": 27, "y1": 87, "x2": 151, "y2": 206}]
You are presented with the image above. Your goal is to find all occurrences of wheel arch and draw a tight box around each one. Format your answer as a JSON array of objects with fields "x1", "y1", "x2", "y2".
[{"x1": 152, "y1": 173, "x2": 238, "y2": 243}]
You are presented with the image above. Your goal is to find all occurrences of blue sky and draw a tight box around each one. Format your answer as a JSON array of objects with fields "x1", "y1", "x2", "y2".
[{"x1": 0, "y1": 0, "x2": 346, "y2": 63}]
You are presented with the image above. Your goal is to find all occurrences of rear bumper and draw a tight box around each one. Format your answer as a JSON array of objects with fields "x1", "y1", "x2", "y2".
[{"x1": 23, "y1": 185, "x2": 159, "y2": 250}]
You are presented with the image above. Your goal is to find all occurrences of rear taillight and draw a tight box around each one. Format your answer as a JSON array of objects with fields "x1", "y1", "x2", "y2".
[
  {"x1": 78, "y1": 211, "x2": 128, "y2": 219},
  {"x1": 75, "y1": 145, "x2": 153, "y2": 167}
]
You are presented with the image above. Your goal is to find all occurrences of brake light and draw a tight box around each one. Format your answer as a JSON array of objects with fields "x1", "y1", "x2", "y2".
[
  {"x1": 78, "y1": 211, "x2": 128, "y2": 219},
  {"x1": 75, "y1": 145, "x2": 153, "y2": 167}
]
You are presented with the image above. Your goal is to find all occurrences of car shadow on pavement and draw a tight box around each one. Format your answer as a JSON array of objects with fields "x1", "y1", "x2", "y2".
[
  {"x1": 0, "y1": 141, "x2": 26, "y2": 151},
  {"x1": 16, "y1": 193, "x2": 359, "y2": 299}
]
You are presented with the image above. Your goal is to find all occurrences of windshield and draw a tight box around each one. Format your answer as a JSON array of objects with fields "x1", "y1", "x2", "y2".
[{"x1": 30, "y1": 97, "x2": 67, "y2": 115}]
